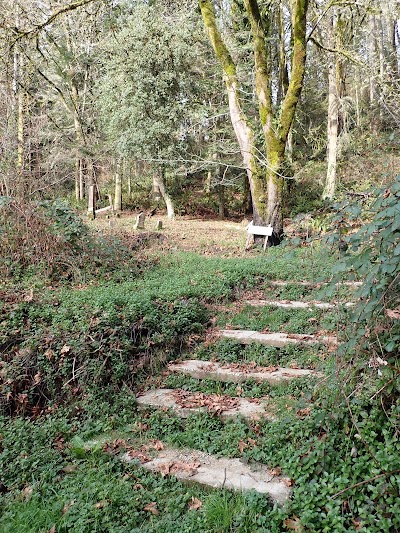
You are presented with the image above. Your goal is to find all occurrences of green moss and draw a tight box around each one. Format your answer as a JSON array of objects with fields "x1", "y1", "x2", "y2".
[{"x1": 199, "y1": 0, "x2": 237, "y2": 79}]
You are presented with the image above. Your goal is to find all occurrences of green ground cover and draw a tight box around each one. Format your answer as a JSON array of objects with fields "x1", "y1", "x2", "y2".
[
  {"x1": 194, "y1": 339, "x2": 326, "y2": 369},
  {"x1": 217, "y1": 304, "x2": 338, "y2": 334},
  {"x1": 1, "y1": 241, "x2": 399, "y2": 532}
]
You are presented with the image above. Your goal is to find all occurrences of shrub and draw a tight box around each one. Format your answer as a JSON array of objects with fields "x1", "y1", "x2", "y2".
[{"x1": 0, "y1": 199, "x2": 136, "y2": 284}]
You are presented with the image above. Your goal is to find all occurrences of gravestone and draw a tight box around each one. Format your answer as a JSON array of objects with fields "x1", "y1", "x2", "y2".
[
  {"x1": 155, "y1": 220, "x2": 163, "y2": 230},
  {"x1": 135, "y1": 212, "x2": 145, "y2": 229}
]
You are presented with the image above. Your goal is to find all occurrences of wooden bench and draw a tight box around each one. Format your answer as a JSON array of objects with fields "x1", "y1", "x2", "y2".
[{"x1": 245, "y1": 222, "x2": 273, "y2": 250}]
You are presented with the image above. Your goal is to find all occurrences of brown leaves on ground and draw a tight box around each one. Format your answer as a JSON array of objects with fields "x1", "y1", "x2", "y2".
[
  {"x1": 284, "y1": 516, "x2": 304, "y2": 531},
  {"x1": 188, "y1": 497, "x2": 203, "y2": 510},
  {"x1": 103, "y1": 436, "x2": 166, "y2": 465},
  {"x1": 159, "y1": 460, "x2": 200, "y2": 478},
  {"x1": 238, "y1": 437, "x2": 257, "y2": 453},
  {"x1": 385, "y1": 307, "x2": 400, "y2": 320},
  {"x1": 134, "y1": 421, "x2": 150, "y2": 433},
  {"x1": 60, "y1": 345, "x2": 71, "y2": 354},
  {"x1": 296, "y1": 407, "x2": 311, "y2": 418},
  {"x1": 126, "y1": 449, "x2": 151, "y2": 464},
  {"x1": 171, "y1": 389, "x2": 239, "y2": 415},
  {"x1": 283, "y1": 478, "x2": 295, "y2": 487},
  {"x1": 150, "y1": 439, "x2": 164, "y2": 451},
  {"x1": 269, "y1": 466, "x2": 282, "y2": 476},
  {"x1": 351, "y1": 518, "x2": 363, "y2": 530},
  {"x1": 19, "y1": 485, "x2": 33, "y2": 501},
  {"x1": 53, "y1": 435, "x2": 65, "y2": 451},
  {"x1": 104, "y1": 438, "x2": 164, "y2": 464},
  {"x1": 143, "y1": 502, "x2": 159, "y2": 515},
  {"x1": 62, "y1": 500, "x2": 75, "y2": 514}
]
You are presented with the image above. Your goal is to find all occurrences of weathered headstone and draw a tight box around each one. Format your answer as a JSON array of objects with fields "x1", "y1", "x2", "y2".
[
  {"x1": 135, "y1": 212, "x2": 145, "y2": 229},
  {"x1": 155, "y1": 220, "x2": 163, "y2": 230}
]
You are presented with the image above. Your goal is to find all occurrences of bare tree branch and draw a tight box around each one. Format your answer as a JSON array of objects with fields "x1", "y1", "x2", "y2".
[{"x1": 10, "y1": 0, "x2": 100, "y2": 42}]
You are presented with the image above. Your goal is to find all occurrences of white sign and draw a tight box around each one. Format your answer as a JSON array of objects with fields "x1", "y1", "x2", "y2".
[{"x1": 246, "y1": 222, "x2": 273, "y2": 236}]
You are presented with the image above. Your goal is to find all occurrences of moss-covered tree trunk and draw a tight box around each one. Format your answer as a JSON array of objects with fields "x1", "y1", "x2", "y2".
[
  {"x1": 244, "y1": 0, "x2": 309, "y2": 244},
  {"x1": 199, "y1": 0, "x2": 308, "y2": 243},
  {"x1": 199, "y1": 0, "x2": 268, "y2": 227}
]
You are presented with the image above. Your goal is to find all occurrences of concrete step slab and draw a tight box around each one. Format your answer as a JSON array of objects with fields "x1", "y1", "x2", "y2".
[
  {"x1": 122, "y1": 446, "x2": 291, "y2": 505},
  {"x1": 168, "y1": 359, "x2": 322, "y2": 385},
  {"x1": 220, "y1": 329, "x2": 337, "y2": 347},
  {"x1": 244, "y1": 299, "x2": 355, "y2": 310},
  {"x1": 269, "y1": 280, "x2": 362, "y2": 287},
  {"x1": 136, "y1": 388, "x2": 274, "y2": 421}
]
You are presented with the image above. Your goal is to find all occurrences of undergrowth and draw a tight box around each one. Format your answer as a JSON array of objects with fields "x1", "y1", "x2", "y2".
[
  {"x1": 0, "y1": 246, "x2": 334, "y2": 415},
  {"x1": 2, "y1": 185, "x2": 400, "y2": 532}
]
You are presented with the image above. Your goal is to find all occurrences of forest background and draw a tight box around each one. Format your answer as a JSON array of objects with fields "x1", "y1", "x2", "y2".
[{"x1": 1, "y1": 0, "x2": 399, "y2": 231}]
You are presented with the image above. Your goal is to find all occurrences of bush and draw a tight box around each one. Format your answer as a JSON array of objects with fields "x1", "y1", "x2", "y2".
[
  {"x1": 326, "y1": 176, "x2": 400, "y2": 407},
  {"x1": 0, "y1": 199, "x2": 136, "y2": 284}
]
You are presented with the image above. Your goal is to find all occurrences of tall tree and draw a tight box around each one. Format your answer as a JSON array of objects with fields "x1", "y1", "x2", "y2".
[
  {"x1": 199, "y1": 0, "x2": 309, "y2": 244},
  {"x1": 97, "y1": 1, "x2": 210, "y2": 218}
]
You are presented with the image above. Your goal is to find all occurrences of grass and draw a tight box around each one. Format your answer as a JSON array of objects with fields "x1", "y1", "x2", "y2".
[
  {"x1": 217, "y1": 304, "x2": 339, "y2": 334},
  {"x1": 255, "y1": 280, "x2": 357, "y2": 302},
  {"x1": 159, "y1": 373, "x2": 318, "y2": 401},
  {"x1": 194, "y1": 339, "x2": 327, "y2": 369}
]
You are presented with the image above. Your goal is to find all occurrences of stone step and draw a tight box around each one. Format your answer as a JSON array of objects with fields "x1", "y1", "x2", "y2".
[
  {"x1": 136, "y1": 388, "x2": 274, "y2": 421},
  {"x1": 169, "y1": 359, "x2": 322, "y2": 385},
  {"x1": 269, "y1": 280, "x2": 362, "y2": 287},
  {"x1": 220, "y1": 329, "x2": 337, "y2": 347},
  {"x1": 243, "y1": 299, "x2": 355, "y2": 310},
  {"x1": 122, "y1": 446, "x2": 291, "y2": 505}
]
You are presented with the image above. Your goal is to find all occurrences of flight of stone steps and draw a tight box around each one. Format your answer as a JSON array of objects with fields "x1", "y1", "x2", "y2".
[{"x1": 119, "y1": 281, "x2": 356, "y2": 505}]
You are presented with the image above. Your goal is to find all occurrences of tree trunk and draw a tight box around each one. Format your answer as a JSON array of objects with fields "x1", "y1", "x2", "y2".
[
  {"x1": 79, "y1": 160, "x2": 85, "y2": 200},
  {"x1": 217, "y1": 184, "x2": 225, "y2": 219},
  {"x1": 114, "y1": 168, "x2": 122, "y2": 212},
  {"x1": 324, "y1": 60, "x2": 339, "y2": 199},
  {"x1": 15, "y1": 48, "x2": 25, "y2": 198},
  {"x1": 244, "y1": 0, "x2": 309, "y2": 244},
  {"x1": 224, "y1": 77, "x2": 268, "y2": 225},
  {"x1": 369, "y1": 15, "x2": 377, "y2": 105},
  {"x1": 199, "y1": 0, "x2": 268, "y2": 227},
  {"x1": 75, "y1": 158, "x2": 80, "y2": 200},
  {"x1": 154, "y1": 168, "x2": 174, "y2": 218}
]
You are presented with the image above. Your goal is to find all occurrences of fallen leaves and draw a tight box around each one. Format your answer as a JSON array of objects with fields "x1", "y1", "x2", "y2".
[
  {"x1": 171, "y1": 389, "x2": 240, "y2": 415},
  {"x1": 143, "y1": 502, "x2": 159, "y2": 515},
  {"x1": 283, "y1": 478, "x2": 295, "y2": 487},
  {"x1": 60, "y1": 345, "x2": 71, "y2": 354},
  {"x1": 62, "y1": 500, "x2": 75, "y2": 514},
  {"x1": 238, "y1": 437, "x2": 257, "y2": 453},
  {"x1": 94, "y1": 500, "x2": 110, "y2": 509},
  {"x1": 284, "y1": 516, "x2": 304, "y2": 531},
  {"x1": 126, "y1": 449, "x2": 151, "y2": 464},
  {"x1": 188, "y1": 497, "x2": 202, "y2": 510},
  {"x1": 296, "y1": 407, "x2": 311, "y2": 418},
  {"x1": 20, "y1": 485, "x2": 33, "y2": 501},
  {"x1": 44, "y1": 348, "x2": 54, "y2": 361},
  {"x1": 150, "y1": 439, "x2": 164, "y2": 451},
  {"x1": 385, "y1": 308, "x2": 400, "y2": 319},
  {"x1": 159, "y1": 460, "x2": 200, "y2": 478},
  {"x1": 135, "y1": 422, "x2": 150, "y2": 432}
]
